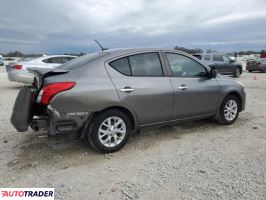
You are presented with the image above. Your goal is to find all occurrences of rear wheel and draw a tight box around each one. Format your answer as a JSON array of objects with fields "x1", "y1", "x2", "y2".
[
  {"x1": 87, "y1": 109, "x2": 131, "y2": 153},
  {"x1": 216, "y1": 95, "x2": 240, "y2": 125},
  {"x1": 233, "y1": 68, "x2": 240, "y2": 77}
]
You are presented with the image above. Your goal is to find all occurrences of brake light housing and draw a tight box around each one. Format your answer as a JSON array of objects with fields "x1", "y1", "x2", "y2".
[
  {"x1": 12, "y1": 64, "x2": 22, "y2": 70},
  {"x1": 37, "y1": 82, "x2": 76, "y2": 105}
]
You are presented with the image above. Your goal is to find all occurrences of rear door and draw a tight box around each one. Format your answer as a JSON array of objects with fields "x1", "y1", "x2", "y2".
[
  {"x1": 163, "y1": 51, "x2": 220, "y2": 119},
  {"x1": 106, "y1": 51, "x2": 173, "y2": 125}
]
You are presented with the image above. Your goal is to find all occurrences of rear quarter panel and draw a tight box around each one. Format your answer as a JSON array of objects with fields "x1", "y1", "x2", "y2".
[{"x1": 47, "y1": 59, "x2": 121, "y2": 114}]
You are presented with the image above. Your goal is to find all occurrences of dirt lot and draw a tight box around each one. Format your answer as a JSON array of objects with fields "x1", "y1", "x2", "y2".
[{"x1": 0, "y1": 67, "x2": 265, "y2": 200}]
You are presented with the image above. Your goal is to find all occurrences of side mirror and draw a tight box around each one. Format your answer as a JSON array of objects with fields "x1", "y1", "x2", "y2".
[{"x1": 209, "y1": 67, "x2": 217, "y2": 78}]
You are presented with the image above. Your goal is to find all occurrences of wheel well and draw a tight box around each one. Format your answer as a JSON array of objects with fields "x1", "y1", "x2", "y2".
[
  {"x1": 95, "y1": 106, "x2": 136, "y2": 130},
  {"x1": 226, "y1": 92, "x2": 242, "y2": 108}
]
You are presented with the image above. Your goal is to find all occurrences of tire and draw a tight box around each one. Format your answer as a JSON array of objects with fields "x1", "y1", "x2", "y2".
[
  {"x1": 233, "y1": 68, "x2": 240, "y2": 78},
  {"x1": 87, "y1": 109, "x2": 131, "y2": 153},
  {"x1": 216, "y1": 95, "x2": 240, "y2": 125},
  {"x1": 248, "y1": 70, "x2": 252, "y2": 72}
]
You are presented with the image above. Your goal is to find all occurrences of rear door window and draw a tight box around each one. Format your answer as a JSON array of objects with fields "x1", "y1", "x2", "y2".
[
  {"x1": 109, "y1": 57, "x2": 131, "y2": 76},
  {"x1": 109, "y1": 52, "x2": 164, "y2": 77},
  {"x1": 129, "y1": 53, "x2": 163, "y2": 76}
]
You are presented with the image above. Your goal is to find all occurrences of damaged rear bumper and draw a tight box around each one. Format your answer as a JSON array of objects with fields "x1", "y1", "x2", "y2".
[
  {"x1": 11, "y1": 86, "x2": 92, "y2": 136},
  {"x1": 30, "y1": 105, "x2": 92, "y2": 136}
]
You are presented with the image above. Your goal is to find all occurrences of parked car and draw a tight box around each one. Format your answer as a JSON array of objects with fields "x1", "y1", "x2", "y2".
[
  {"x1": 246, "y1": 58, "x2": 266, "y2": 72},
  {"x1": 11, "y1": 48, "x2": 246, "y2": 153},
  {"x1": 0, "y1": 55, "x2": 4, "y2": 66},
  {"x1": 6, "y1": 55, "x2": 77, "y2": 84},
  {"x1": 193, "y1": 53, "x2": 243, "y2": 77}
]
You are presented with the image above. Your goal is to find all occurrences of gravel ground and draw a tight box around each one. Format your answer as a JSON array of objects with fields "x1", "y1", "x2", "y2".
[{"x1": 0, "y1": 67, "x2": 265, "y2": 200}]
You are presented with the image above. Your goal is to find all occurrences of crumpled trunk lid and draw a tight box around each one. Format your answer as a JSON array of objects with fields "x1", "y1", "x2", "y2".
[{"x1": 27, "y1": 67, "x2": 68, "y2": 89}]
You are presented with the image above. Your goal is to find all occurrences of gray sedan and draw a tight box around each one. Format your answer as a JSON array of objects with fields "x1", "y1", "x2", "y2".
[{"x1": 11, "y1": 48, "x2": 246, "y2": 153}]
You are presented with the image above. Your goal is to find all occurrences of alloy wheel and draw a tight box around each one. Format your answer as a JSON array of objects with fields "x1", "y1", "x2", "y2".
[
  {"x1": 224, "y1": 100, "x2": 238, "y2": 121},
  {"x1": 98, "y1": 116, "x2": 126, "y2": 147}
]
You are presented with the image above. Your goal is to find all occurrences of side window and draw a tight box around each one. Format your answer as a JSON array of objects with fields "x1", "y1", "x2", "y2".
[
  {"x1": 59, "y1": 57, "x2": 74, "y2": 63},
  {"x1": 67, "y1": 57, "x2": 76, "y2": 61},
  {"x1": 213, "y1": 55, "x2": 224, "y2": 62},
  {"x1": 109, "y1": 57, "x2": 131, "y2": 76},
  {"x1": 43, "y1": 57, "x2": 72, "y2": 64},
  {"x1": 128, "y1": 53, "x2": 163, "y2": 76},
  {"x1": 222, "y1": 56, "x2": 230, "y2": 63},
  {"x1": 43, "y1": 57, "x2": 59, "y2": 64},
  {"x1": 204, "y1": 54, "x2": 211, "y2": 61},
  {"x1": 166, "y1": 53, "x2": 207, "y2": 78}
]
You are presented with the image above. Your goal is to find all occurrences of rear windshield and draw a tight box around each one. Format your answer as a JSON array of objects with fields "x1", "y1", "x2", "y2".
[{"x1": 57, "y1": 52, "x2": 107, "y2": 70}]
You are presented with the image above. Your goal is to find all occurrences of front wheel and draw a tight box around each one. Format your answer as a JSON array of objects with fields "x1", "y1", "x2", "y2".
[
  {"x1": 87, "y1": 109, "x2": 131, "y2": 153},
  {"x1": 216, "y1": 95, "x2": 240, "y2": 125},
  {"x1": 233, "y1": 68, "x2": 241, "y2": 77}
]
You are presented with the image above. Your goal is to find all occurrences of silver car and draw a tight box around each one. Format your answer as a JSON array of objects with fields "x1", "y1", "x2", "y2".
[
  {"x1": 6, "y1": 55, "x2": 76, "y2": 84},
  {"x1": 11, "y1": 48, "x2": 246, "y2": 153}
]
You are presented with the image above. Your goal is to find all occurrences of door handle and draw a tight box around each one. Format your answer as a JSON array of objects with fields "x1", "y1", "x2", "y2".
[
  {"x1": 120, "y1": 87, "x2": 134, "y2": 93},
  {"x1": 178, "y1": 85, "x2": 188, "y2": 90}
]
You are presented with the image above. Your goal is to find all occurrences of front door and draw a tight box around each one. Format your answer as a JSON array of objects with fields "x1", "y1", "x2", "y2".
[
  {"x1": 164, "y1": 52, "x2": 220, "y2": 119},
  {"x1": 106, "y1": 52, "x2": 173, "y2": 125}
]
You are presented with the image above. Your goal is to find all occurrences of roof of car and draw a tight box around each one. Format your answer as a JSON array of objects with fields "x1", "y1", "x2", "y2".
[{"x1": 102, "y1": 48, "x2": 193, "y2": 57}]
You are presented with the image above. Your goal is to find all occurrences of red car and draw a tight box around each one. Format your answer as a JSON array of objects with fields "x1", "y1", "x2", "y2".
[{"x1": 246, "y1": 58, "x2": 266, "y2": 73}]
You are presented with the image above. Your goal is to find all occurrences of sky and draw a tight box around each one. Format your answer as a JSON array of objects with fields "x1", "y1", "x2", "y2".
[{"x1": 0, "y1": 0, "x2": 266, "y2": 54}]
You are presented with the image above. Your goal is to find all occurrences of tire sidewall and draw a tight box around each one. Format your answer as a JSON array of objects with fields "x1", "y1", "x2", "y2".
[
  {"x1": 219, "y1": 95, "x2": 240, "y2": 125},
  {"x1": 88, "y1": 109, "x2": 131, "y2": 153},
  {"x1": 234, "y1": 68, "x2": 240, "y2": 77}
]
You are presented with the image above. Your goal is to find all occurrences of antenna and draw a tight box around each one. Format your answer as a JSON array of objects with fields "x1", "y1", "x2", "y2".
[{"x1": 94, "y1": 40, "x2": 108, "y2": 51}]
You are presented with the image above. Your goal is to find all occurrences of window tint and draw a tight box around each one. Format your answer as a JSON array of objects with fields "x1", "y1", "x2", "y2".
[
  {"x1": 166, "y1": 53, "x2": 207, "y2": 78},
  {"x1": 128, "y1": 53, "x2": 163, "y2": 76},
  {"x1": 213, "y1": 55, "x2": 224, "y2": 61},
  {"x1": 204, "y1": 54, "x2": 211, "y2": 61},
  {"x1": 109, "y1": 57, "x2": 131, "y2": 76}
]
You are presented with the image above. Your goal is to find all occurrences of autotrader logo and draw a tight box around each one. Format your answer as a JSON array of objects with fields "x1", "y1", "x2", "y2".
[{"x1": 0, "y1": 188, "x2": 54, "y2": 199}]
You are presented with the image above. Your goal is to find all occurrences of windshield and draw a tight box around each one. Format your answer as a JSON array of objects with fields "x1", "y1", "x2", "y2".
[{"x1": 57, "y1": 52, "x2": 107, "y2": 70}]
